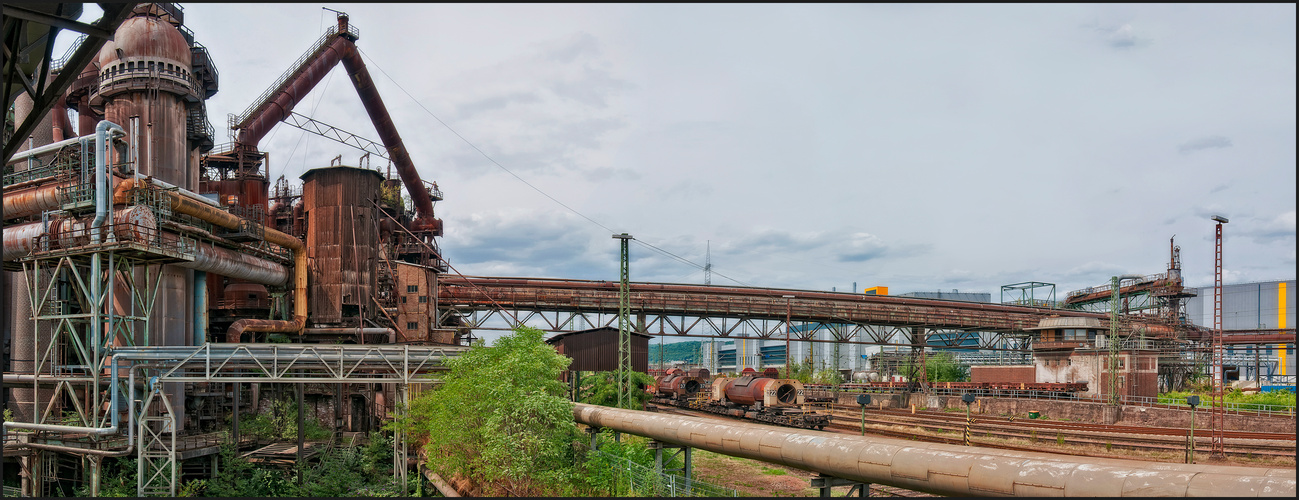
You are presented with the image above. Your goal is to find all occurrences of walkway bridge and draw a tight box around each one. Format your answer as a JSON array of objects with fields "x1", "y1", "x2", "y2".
[{"x1": 438, "y1": 276, "x2": 1197, "y2": 351}]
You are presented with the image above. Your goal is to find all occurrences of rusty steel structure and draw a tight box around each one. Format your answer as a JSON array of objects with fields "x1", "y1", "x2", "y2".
[
  {"x1": 3, "y1": 5, "x2": 458, "y2": 497},
  {"x1": 4, "y1": 4, "x2": 1292, "y2": 499},
  {"x1": 574, "y1": 403, "x2": 1296, "y2": 497}
]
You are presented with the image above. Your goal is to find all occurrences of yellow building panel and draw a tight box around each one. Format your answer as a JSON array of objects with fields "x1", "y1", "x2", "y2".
[{"x1": 1279, "y1": 282, "x2": 1287, "y2": 376}]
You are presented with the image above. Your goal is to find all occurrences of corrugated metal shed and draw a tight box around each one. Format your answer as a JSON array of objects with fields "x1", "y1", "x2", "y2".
[{"x1": 546, "y1": 327, "x2": 650, "y2": 373}]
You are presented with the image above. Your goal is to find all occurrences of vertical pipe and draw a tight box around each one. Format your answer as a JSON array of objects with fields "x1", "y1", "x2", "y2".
[
  {"x1": 194, "y1": 271, "x2": 207, "y2": 346},
  {"x1": 93, "y1": 120, "x2": 126, "y2": 242}
]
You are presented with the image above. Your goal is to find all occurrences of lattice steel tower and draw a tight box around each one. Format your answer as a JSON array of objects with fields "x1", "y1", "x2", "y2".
[
  {"x1": 1211, "y1": 216, "x2": 1228, "y2": 458},
  {"x1": 614, "y1": 233, "x2": 634, "y2": 409}
]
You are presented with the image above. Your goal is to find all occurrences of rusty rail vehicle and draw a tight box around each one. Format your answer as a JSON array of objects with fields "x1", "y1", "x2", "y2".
[{"x1": 650, "y1": 367, "x2": 830, "y2": 430}]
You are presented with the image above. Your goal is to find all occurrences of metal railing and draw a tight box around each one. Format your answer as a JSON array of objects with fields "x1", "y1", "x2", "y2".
[
  {"x1": 1129, "y1": 394, "x2": 1297, "y2": 418},
  {"x1": 234, "y1": 23, "x2": 361, "y2": 128},
  {"x1": 51, "y1": 34, "x2": 89, "y2": 73},
  {"x1": 1065, "y1": 272, "x2": 1170, "y2": 300},
  {"x1": 586, "y1": 448, "x2": 738, "y2": 497}
]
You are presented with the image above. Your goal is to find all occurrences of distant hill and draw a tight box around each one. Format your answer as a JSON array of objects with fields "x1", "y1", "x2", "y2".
[{"x1": 648, "y1": 340, "x2": 703, "y2": 365}]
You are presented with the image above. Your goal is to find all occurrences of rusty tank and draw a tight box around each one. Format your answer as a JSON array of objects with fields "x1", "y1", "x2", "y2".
[
  {"x1": 654, "y1": 367, "x2": 710, "y2": 400},
  {"x1": 722, "y1": 367, "x2": 801, "y2": 407}
]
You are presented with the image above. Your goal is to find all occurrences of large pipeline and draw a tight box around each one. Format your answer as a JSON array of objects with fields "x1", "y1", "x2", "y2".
[
  {"x1": 3, "y1": 181, "x2": 77, "y2": 220},
  {"x1": 573, "y1": 403, "x2": 1295, "y2": 497},
  {"x1": 113, "y1": 177, "x2": 307, "y2": 341}
]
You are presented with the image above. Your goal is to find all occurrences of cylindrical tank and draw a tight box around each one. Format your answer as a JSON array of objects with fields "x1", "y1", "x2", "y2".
[
  {"x1": 301, "y1": 165, "x2": 383, "y2": 325},
  {"x1": 94, "y1": 4, "x2": 201, "y2": 431},
  {"x1": 724, "y1": 367, "x2": 797, "y2": 406},
  {"x1": 655, "y1": 368, "x2": 705, "y2": 398}
]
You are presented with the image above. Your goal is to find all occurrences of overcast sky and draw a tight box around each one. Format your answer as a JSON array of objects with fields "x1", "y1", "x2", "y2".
[{"x1": 66, "y1": 4, "x2": 1296, "y2": 303}]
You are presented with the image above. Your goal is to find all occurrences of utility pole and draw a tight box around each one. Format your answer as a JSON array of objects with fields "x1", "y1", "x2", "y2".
[
  {"x1": 614, "y1": 233, "x2": 634, "y2": 409},
  {"x1": 1107, "y1": 274, "x2": 1143, "y2": 425},
  {"x1": 783, "y1": 295, "x2": 794, "y2": 379},
  {"x1": 704, "y1": 240, "x2": 712, "y2": 286},
  {"x1": 1211, "y1": 215, "x2": 1228, "y2": 459}
]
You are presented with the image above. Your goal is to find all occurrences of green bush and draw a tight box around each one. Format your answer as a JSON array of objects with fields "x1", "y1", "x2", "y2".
[
  {"x1": 238, "y1": 398, "x2": 332, "y2": 442},
  {"x1": 396, "y1": 326, "x2": 580, "y2": 496},
  {"x1": 1159, "y1": 389, "x2": 1296, "y2": 410},
  {"x1": 580, "y1": 370, "x2": 657, "y2": 410},
  {"x1": 899, "y1": 352, "x2": 969, "y2": 383}
]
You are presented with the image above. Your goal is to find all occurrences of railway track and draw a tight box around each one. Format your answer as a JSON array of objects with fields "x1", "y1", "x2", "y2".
[
  {"x1": 648, "y1": 402, "x2": 1293, "y2": 465},
  {"x1": 823, "y1": 407, "x2": 1295, "y2": 461},
  {"x1": 827, "y1": 404, "x2": 1297, "y2": 442}
]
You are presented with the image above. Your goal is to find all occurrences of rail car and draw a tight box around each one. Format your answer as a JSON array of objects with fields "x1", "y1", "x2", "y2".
[
  {"x1": 650, "y1": 367, "x2": 830, "y2": 430},
  {"x1": 806, "y1": 381, "x2": 1088, "y2": 398}
]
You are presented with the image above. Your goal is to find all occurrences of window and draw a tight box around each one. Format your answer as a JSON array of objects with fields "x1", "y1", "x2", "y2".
[
  {"x1": 418, "y1": 296, "x2": 428, "y2": 303},
  {"x1": 407, "y1": 322, "x2": 418, "y2": 330},
  {"x1": 1117, "y1": 358, "x2": 1125, "y2": 370},
  {"x1": 407, "y1": 285, "x2": 418, "y2": 293},
  {"x1": 401, "y1": 297, "x2": 407, "y2": 303}
]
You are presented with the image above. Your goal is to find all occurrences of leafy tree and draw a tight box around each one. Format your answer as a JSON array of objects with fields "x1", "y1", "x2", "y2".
[
  {"x1": 579, "y1": 370, "x2": 657, "y2": 409},
  {"x1": 812, "y1": 368, "x2": 844, "y2": 385},
  {"x1": 395, "y1": 326, "x2": 580, "y2": 496},
  {"x1": 238, "y1": 398, "x2": 331, "y2": 442},
  {"x1": 783, "y1": 360, "x2": 814, "y2": 383},
  {"x1": 901, "y1": 352, "x2": 969, "y2": 383}
]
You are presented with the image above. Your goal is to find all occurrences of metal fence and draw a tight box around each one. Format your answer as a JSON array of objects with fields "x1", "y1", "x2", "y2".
[
  {"x1": 588, "y1": 448, "x2": 739, "y2": 497},
  {"x1": 1126, "y1": 394, "x2": 1296, "y2": 418}
]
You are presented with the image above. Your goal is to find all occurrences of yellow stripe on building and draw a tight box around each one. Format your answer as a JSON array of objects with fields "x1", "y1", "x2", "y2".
[{"x1": 1279, "y1": 282, "x2": 1287, "y2": 376}]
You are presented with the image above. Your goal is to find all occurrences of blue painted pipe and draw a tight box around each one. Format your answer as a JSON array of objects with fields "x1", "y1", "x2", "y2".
[{"x1": 195, "y1": 271, "x2": 208, "y2": 346}]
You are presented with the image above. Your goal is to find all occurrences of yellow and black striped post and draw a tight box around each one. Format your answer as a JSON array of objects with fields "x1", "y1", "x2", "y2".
[{"x1": 961, "y1": 393, "x2": 976, "y2": 447}]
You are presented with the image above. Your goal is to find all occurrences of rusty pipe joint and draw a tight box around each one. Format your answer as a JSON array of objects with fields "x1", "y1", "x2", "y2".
[{"x1": 226, "y1": 316, "x2": 307, "y2": 344}]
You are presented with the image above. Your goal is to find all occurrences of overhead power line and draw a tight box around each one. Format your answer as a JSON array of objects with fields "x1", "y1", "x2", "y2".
[{"x1": 358, "y1": 47, "x2": 752, "y2": 287}]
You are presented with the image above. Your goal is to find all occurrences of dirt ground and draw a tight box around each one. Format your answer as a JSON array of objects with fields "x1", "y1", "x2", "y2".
[{"x1": 689, "y1": 449, "x2": 882, "y2": 497}]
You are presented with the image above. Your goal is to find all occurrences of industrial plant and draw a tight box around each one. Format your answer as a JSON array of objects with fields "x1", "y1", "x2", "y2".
[{"x1": 2, "y1": 3, "x2": 1294, "y2": 498}]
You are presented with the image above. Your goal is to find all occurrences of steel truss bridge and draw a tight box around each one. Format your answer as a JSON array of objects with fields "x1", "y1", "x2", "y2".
[{"x1": 438, "y1": 276, "x2": 1186, "y2": 351}]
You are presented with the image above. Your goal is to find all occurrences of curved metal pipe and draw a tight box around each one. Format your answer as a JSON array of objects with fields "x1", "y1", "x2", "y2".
[
  {"x1": 175, "y1": 240, "x2": 290, "y2": 286},
  {"x1": 113, "y1": 177, "x2": 308, "y2": 340},
  {"x1": 573, "y1": 403, "x2": 1295, "y2": 497},
  {"x1": 93, "y1": 120, "x2": 125, "y2": 243}
]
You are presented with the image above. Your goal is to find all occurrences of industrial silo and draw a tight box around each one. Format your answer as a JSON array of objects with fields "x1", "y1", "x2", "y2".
[{"x1": 301, "y1": 165, "x2": 382, "y2": 326}]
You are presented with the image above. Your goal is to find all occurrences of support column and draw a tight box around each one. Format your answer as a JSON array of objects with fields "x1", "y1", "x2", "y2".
[
  {"x1": 89, "y1": 455, "x2": 102, "y2": 497},
  {"x1": 649, "y1": 440, "x2": 692, "y2": 496},
  {"x1": 232, "y1": 382, "x2": 240, "y2": 447},
  {"x1": 296, "y1": 382, "x2": 304, "y2": 487},
  {"x1": 394, "y1": 384, "x2": 409, "y2": 496},
  {"x1": 586, "y1": 426, "x2": 601, "y2": 450},
  {"x1": 812, "y1": 474, "x2": 869, "y2": 497}
]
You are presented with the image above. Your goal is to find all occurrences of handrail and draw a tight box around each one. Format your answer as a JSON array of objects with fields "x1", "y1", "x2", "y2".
[{"x1": 233, "y1": 24, "x2": 360, "y2": 128}]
